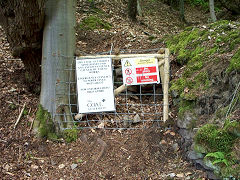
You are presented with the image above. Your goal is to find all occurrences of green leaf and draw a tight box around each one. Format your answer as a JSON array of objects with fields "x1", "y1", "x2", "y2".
[{"x1": 206, "y1": 151, "x2": 225, "y2": 159}]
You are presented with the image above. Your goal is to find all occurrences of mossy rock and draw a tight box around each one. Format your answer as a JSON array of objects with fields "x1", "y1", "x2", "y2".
[
  {"x1": 79, "y1": 15, "x2": 112, "y2": 30},
  {"x1": 194, "y1": 124, "x2": 237, "y2": 153}
]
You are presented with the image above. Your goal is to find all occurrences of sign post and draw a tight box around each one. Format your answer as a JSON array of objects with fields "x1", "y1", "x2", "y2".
[{"x1": 76, "y1": 58, "x2": 115, "y2": 113}]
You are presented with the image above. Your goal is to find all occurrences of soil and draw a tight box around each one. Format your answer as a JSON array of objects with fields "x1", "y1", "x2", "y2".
[{"x1": 0, "y1": 1, "x2": 211, "y2": 179}]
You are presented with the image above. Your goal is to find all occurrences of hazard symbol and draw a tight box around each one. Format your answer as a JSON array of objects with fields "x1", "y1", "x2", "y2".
[
  {"x1": 126, "y1": 77, "x2": 133, "y2": 85},
  {"x1": 124, "y1": 60, "x2": 132, "y2": 67},
  {"x1": 125, "y1": 68, "x2": 132, "y2": 75}
]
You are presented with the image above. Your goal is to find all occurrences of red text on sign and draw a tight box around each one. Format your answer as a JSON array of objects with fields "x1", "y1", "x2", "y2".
[
  {"x1": 136, "y1": 66, "x2": 157, "y2": 74},
  {"x1": 137, "y1": 75, "x2": 158, "y2": 83}
]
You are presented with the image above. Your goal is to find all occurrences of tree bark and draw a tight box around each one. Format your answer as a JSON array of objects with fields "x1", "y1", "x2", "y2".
[
  {"x1": 0, "y1": 0, "x2": 45, "y2": 81},
  {"x1": 34, "y1": 0, "x2": 76, "y2": 134},
  {"x1": 137, "y1": 0, "x2": 143, "y2": 17},
  {"x1": 209, "y1": 0, "x2": 217, "y2": 22},
  {"x1": 179, "y1": 0, "x2": 186, "y2": 23},
  {"x1": 128, "y1": 0, "x2": 138, "y2": 21}
]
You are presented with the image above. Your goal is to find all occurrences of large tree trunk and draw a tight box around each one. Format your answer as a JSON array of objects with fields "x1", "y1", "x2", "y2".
[
  {"x1": 209, "y1": 0, "x2": 217, "y2": 22},
  {"x1": 33, "y1": 0, "x2": 76, "y2": 135},
  {"x1": 128, "y1": 0, "x2": 138, "y2": 21},
  {"x1": 0, "y1": 0, "x2": 45, "y2": 81},
  {"x1": 179, "y1": 0, "x2": 186, "y2": 23}
]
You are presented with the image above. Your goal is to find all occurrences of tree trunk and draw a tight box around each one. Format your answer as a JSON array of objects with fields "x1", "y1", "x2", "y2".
[
  {"x1": 137, "y1": 0, "x2": 143, "y2": 17},
  {"x1": 209, "y1": 0, "x2": 217, "y2": 22},
  {"x1": 179, "y1": 0, "x2": 186, "y2": 23},
  {"x1": 128, "y1": 0, "x2": 138, "y2": 21},
  {"x1": 0, "y1": 0, "x2": 45, "y2": 81},
  {"x1": 33, "y1": 0, "x2": 76, "y2": 135}
]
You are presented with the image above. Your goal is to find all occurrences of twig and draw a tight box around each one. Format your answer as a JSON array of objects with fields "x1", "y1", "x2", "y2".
[
  {"x1": 5, "y1": 172, "x2": 15, "y2": 176},
  {"x1": 14, "y1": 102, "x2": 26, "y2": 129},
  {"x1": 29, "y1": 117, "x2": 34, "y2": 131},
  {"x1": 91, "y1": 138, "x2": 107, "y2": 169},
  {"x1": 0, "y1": 139, "x2": 7, "y2": 143}
]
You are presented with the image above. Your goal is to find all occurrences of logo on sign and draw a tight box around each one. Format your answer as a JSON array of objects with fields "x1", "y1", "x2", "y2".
[{"x1": 87, "y1": 102, "x2": 103, "y2": 107}]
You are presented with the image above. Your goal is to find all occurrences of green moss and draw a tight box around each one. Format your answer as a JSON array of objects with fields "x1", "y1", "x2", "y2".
[
  {"x1": 79, "y1": 15, "x2": 111, "y2": 30},
  {"x1": 227, "y1": 49, "x2": 240, "y2": 72},
  {"x1": 166, "y1": 28, "x2": 202, "y2": 64},
  {"x1": 215, "y1": 106, "x2": 228, "y2": 119},
  {"x1": 63, "y1": 128, "x2": 78, "y2": 143},
  {"x1": 178, "y1": 100, "x2": 195, "y2": 117},
  {"x1": 194, "y1": 124, "x2": 237, "y2": 153},
  {"x1": 36, "y1": 105, "x2": 58, "y2": 140},
  {"x1": 224, "y1": 120, "x2": 240, "y2": 137}
]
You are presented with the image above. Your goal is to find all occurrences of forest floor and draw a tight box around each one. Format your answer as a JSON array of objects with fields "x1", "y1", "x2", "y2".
[{"x1": 0, "y1": 1, "x2": 212, "y2": 179}]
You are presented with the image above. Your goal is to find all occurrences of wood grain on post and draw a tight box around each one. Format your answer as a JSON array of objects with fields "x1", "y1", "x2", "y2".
[{"x1": 163, "y1": 49, "x2": 170, "y2": 122}]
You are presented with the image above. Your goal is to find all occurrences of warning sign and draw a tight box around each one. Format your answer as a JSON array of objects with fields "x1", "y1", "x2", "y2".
[
  {"x1": 76, "y1": 58, "x2": 115, "y2": 113},
  {"x1": 121, "y1": 57, "x2": 160, "y2": 85},
  {"x1": 124, "y1": 60, "x2": 132, "y2": 67}
]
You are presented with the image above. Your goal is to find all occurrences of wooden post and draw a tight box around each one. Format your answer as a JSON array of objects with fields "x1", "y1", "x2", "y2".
[{"x1": 163, "y1": 49, "x2": 170, "y2": 122}]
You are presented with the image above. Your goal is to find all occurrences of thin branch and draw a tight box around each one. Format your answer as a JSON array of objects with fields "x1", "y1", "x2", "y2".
[{"x1": 14, "y1": 103, "x2": 26, "y2": 129}]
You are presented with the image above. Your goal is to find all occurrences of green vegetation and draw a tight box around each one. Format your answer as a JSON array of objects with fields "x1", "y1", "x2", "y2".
[
  {"x1": 63, "y1": 128, "x2": 78, "y2": 143},
  {"x1": 36, "y1": 105, "x2": 58, "y2": 140},
  {"x1": 79, "y1": 15, "x2": 112, "y2": 30},
  {"x1": 194, "y1": 122, "x2": 240, "y2": 178},
  {"x1": 167, "y1": 20, "x2": 240, "y2": 116},
  {"x1": 205, "y1": 151, "x2": 229, "y2": 166},
  {"x1": 186, "y1": 0, "x2": 209, "y2": 9},
  {"x1": 227, "y1": 49, "x2": 240, "y2": 72},
  {"x1": 194, "y1": 124, "x2": 237, "y2": 153},
  {"x1": 35, "y1": 105, "x2": 79, "y2": 142}
]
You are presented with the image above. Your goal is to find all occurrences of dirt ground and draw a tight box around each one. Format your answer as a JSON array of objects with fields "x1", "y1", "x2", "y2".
[{"x1": 0, "y1": 1, "x2": 211, "y2": 179}]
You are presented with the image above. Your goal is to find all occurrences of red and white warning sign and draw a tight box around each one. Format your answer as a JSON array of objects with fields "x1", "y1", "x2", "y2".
[{"x1": 121, "y1": 57, "x2": 160, "y2": 85}]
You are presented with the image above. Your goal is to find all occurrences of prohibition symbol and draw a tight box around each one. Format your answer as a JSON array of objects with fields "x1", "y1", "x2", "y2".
[
  {"x1": 125, "y1": 68, "x2": 132, "y2": 75},
  {"x1": 126, "y1": 77, "x2": 133, "y2": 85},
  {"x1": 124, "y1": 60, "x2": 132, "y2": 67}
]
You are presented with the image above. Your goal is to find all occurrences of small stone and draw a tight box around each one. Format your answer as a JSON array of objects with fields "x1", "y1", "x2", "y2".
[
  {"x1": 170, "y1": 132, "x2": 175, "y2": 136},
  {"x1": 133, "y1": 114, "x2": 141, "y2": 123},
  {"x1": 58, "y1": 164, "x2": 65, "y2": 169},
  {"x1": 172, "y1": 143, "x2": 179, "y2": 152},
  {"x1": 160, "y1": 140, "x2": 167, "y2": 145},
  {"x1": 187, "y1": 150, "x2": 204, "y2": 160},
  {"x1": 168, "y1": 173, "x2": 176, "y2": 178},
  {"x1": 176, "y1": 173, "x2": 184, "y2": 178},
  {"x1": 3, "y1": 164, "x2": 11, "y2": 171},
  {"x1": 71, "y1": 163, "x2": 78, "y2": 170},
  {"x1": 31, "y1": 164, "x2": 39, "y2": 169}
]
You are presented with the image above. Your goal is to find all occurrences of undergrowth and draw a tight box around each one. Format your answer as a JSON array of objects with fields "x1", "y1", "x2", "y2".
[{"x1": 167, "y1": 20, "x2": 240, "y2": 116}]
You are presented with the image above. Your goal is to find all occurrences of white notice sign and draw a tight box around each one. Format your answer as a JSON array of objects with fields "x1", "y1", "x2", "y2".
[
  {"x1": 121, "y1": 57, "x2": 160, "y2": 86},
  {"x1": 76, "y1": 58, "x2": 115, "y2": 113}
]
